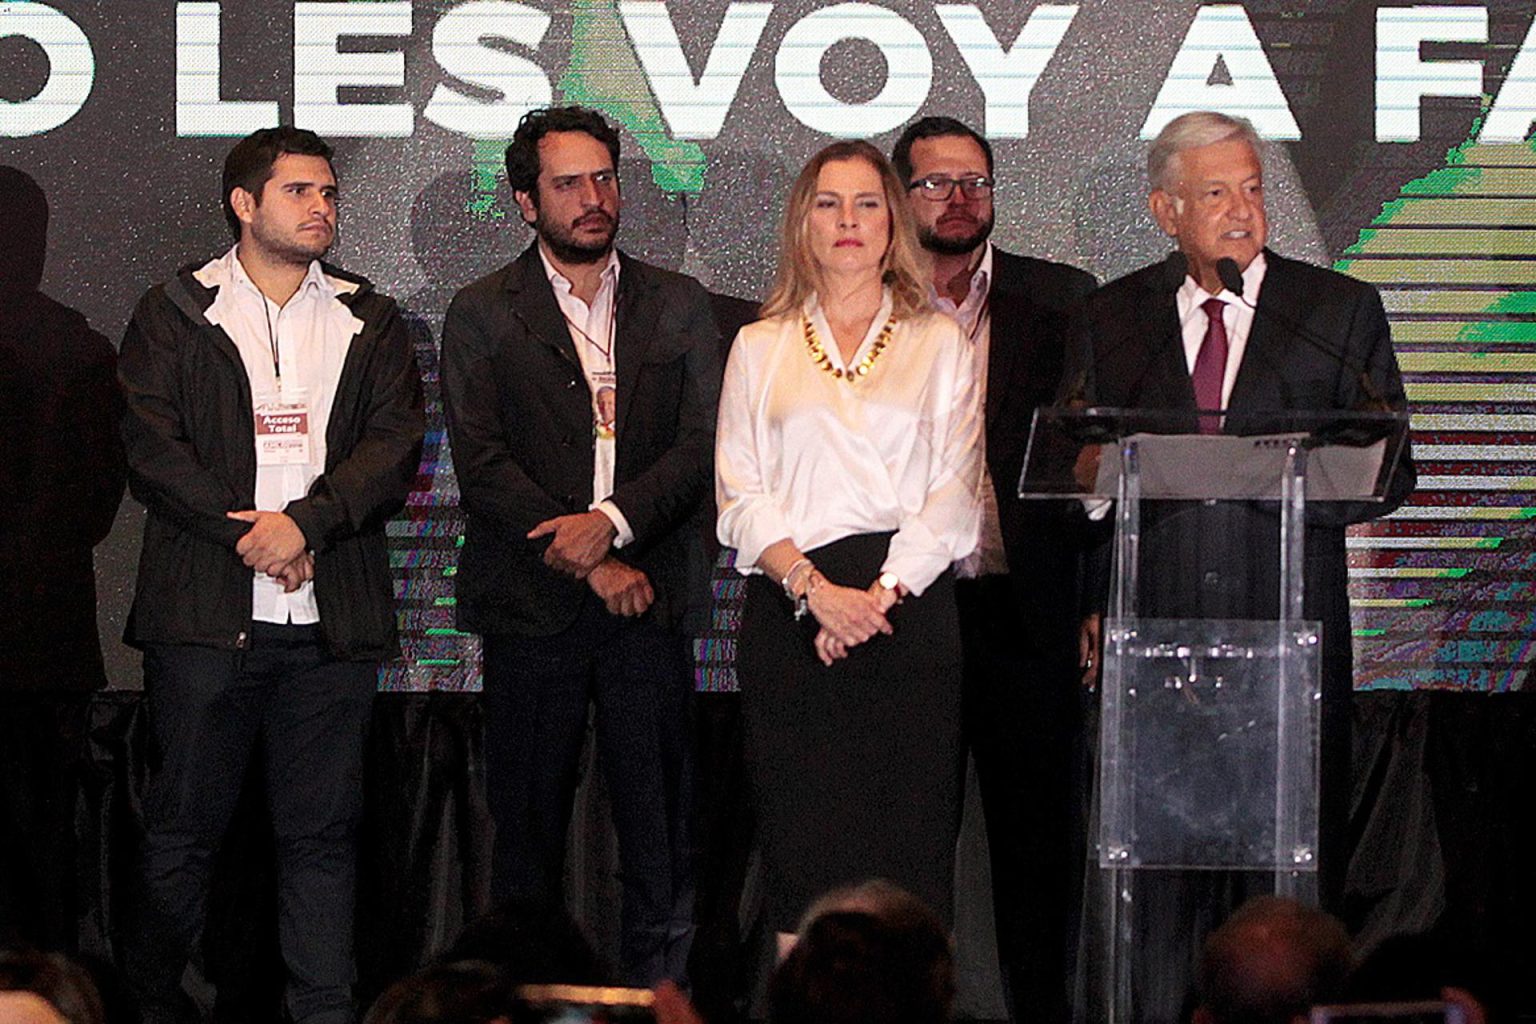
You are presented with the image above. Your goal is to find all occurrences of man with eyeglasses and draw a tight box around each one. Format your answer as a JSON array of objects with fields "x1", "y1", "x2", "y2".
[
  {"x1": 441, "y1": 106, "x2": 720, "y2": 985},
  {"x1": 892, "y1": 116, "x2": 1095, "y2": 1024}
]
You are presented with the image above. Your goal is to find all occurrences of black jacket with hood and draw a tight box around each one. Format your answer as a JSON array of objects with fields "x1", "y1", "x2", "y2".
[{"x1": 118, "y1": 259, "x2": 424, "y2": 660}]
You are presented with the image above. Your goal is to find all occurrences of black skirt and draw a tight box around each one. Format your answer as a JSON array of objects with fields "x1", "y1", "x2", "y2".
[{"x1": 737, "y1": 532, "x2": 964, "y2": 932}]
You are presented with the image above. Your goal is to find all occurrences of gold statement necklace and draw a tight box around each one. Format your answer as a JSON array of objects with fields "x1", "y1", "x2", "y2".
[{"x1": 803, "y1": 314, "x2": 896, "y2": 382}]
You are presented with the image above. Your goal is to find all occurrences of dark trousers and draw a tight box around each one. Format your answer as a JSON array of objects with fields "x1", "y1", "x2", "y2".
[
  {"x1": 957, "y1": 576, "x2": 1086, "y2": 1024},
  {"x1": 0, "y1": 696, "x2": 89, "y2": 953},
  {"x1": 126, "y1": 624, "x2": 377, "y2": 1024},
  {"x1": 481, "y1": 598, "x2": 694, "y2": 986}
]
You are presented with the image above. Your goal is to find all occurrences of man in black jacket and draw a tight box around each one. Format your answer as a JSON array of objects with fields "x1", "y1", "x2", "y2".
[
  {"x1": 892, "y1": 117, "x2": 1096, "y2": 1024},
  {"x1": 118, "y1": 127, "x2": 424, "y2": 1024},
  {"x1": 441, "y1": 107, "x2": 719, "y2": 985}
]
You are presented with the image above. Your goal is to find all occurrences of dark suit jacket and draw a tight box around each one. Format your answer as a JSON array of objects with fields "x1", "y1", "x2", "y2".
[
  {"x1": 983, "y1": 250, "x2": 1096, "y2": 658},
  {"x1": 441, "y1": 245, "x2": 721, "y2": 638},
  {"x1": 1067, "y1": 249, "x2": 1417, "y2": 695}
]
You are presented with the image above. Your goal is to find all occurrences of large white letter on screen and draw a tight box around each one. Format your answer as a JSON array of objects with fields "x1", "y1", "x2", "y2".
[
  {"x1": 775, "y1": 3, "x2": 932, "y2": 138},
  {"x1": 1141, "y1": 5, "x2": 1299, "y2": 139},
  {"x1": 1479, "y1": 12, "x2": 1536, "y2": 142},
  {"x1": 935, "y1": 4, "x2": 1077, "y2": 140},
  {"x1": 423, "y1": 1, "x2": 552, "y2": 139},
  {"x1": 1142, "y1": 5, "x2": 1296, "y2": 140},
  {"x1": 620, "y1": 1, "x2": 772, "y2": 140},
  {"x1": 1376, "y1": 6, "x2": 1486, "y2": 143},
  {"x1": 176, "y1": 3, "x2": 279, "y2": 137},
  {"x1": 294, "y1": 1, "x2": 413, "y2": 137},
  {"x1": 0, "y1": 2, "x2": 94, "y2": 137}
]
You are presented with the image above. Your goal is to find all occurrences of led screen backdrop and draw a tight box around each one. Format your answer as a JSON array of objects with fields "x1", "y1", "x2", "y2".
[{"x1": 3, "y1": 0, "x2": 1533, "y2": 692}]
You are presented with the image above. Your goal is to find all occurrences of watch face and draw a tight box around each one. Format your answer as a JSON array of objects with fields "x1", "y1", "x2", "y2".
[{"x1": 879, "y1": 572, "x2": 900, "y2": 591}]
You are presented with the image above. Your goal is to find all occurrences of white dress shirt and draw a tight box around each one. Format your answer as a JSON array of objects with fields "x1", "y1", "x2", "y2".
[
  {"x1": 1176, "y1": 251, "x2": 1268, "y2": 410},
  {"x1": 196, "y1": 245, "x2": 362, "y2": 624},
  {"x1": 930, "y1": 243, "x2": 1006, "y2": 579},
  {"x1": 539, "y1": 246, "x2": 634, "y2": 546},
  {"x1": 716, "y1": 291, "x2": 983, "y2": 596}
]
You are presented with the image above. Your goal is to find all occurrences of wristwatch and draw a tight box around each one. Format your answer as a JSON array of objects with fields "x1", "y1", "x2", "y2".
[{"x1": 877, "y1": 571, "x2": 901, "y2": 594}]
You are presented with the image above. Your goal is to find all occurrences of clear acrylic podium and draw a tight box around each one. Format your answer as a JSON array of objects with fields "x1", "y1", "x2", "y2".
[{"x1": 1019, "y1": 406, "x2": 1412, "y2": 1024}]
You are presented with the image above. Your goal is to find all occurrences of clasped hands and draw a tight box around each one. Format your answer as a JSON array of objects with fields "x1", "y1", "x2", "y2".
[
  {"x1": 528, "y1": 509, "x2": 653, "y2": 617},
  {"x1": 809, "y1": 577, "x2": 900, "y2": 667},
  {"x1": 226, "y1": 510, "x2": 312, "y2": 593}
]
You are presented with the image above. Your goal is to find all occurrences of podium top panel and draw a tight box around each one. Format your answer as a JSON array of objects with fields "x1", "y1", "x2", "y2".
[{"x1": 1020, "y1": 406, "x2": 1412, "y2": 501}]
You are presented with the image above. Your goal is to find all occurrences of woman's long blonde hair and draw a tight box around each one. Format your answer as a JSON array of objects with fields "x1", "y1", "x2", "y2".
[{"x1": 759, "y1": 140, "x2": 931, "y2": 322}]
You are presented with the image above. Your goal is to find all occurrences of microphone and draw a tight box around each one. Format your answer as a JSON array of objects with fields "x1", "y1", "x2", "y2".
[{"x1": 1214, "y1": 256, "x2": 1388, "y2": 411}]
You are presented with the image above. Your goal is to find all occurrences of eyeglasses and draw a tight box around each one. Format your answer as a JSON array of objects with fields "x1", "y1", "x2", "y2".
[{"x1": 907, "y1": 175, "x2": 995, "y2": 201}]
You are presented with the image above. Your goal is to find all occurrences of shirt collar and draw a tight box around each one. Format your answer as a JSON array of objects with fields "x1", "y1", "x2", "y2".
[
  {"x1": 1178, "y1": 250, "x2": 1267, "y2": 313},
  {"x1": 198, "y1": 244, "x2": 334, "y2": 305},
  {"x1": 928, "y1": 242, "x2": 992, "y2": 314},
  {"x1": 538, "y1": 244, "x2": 621, "y2": 295}
]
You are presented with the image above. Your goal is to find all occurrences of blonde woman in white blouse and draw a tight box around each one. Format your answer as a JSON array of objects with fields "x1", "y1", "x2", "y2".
[{"x1": 715, "y1": 140, "x2": 982, "y2": 943}]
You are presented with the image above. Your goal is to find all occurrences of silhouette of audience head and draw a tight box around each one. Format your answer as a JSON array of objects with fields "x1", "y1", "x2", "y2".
[
  {"x1": 0, "y1": 949, "x2": 105, "y2": 1024},
  {"x1": 769, "y1": 879, "x2": 953, "y2": 1024},
  {"x1": 364, "y1": 899, "x2": 607, "y2": 1024},
  {"x1": 0, "y1": 166, "x2": 48, "y2": 294},
  {"x1": 364, "y1": 959, "x2": 510, "y2": 1024},
  {"x1": 1193, "y1": 896, "x2": 1354, "y2": 1024},
  {"x1": 443, "y1": 897, "x2": 606, "y2": 988}
]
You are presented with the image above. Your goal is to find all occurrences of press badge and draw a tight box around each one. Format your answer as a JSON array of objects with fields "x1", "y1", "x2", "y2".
[{"x1": 254, "y1": 389, "x2": 312, "y2": 466}]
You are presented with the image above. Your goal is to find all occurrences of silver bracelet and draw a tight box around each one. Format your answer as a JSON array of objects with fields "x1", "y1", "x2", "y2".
[{"x1": 781, "y1": 557, "x2": 813, "y2": 599}]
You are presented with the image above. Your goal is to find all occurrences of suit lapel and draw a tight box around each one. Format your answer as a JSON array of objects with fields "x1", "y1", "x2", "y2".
[
  {"x1": 613, "y1": 252, "x2": 657, "y2": 445},
  {"x1": 1144, "y1": 298, "x2": 1196, "y2": 412},
  {"x1": 1226, "y1": 251, "x2": 1291, "y2": 417},
  {"x1": 985, "y1": 256, "x2": 1027, "y2": 425},
  {"x1": 504, "y1": 245, "x2": 582, "y2": 372}
]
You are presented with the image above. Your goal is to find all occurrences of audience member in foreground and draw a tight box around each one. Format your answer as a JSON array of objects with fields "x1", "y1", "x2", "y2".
[
  {"x1": 769, "y1": 880, "x2": 954, "y2": 1024},
  {"x1": 0, "y1": 949, "x2": 105, "y2": 1024},
  {"x1": 1192, "y1": 897, "x2": 1353, "y2": 1024},
  {"x1": 363, "y1": 900, "x2": 705, "y2": 1024}
]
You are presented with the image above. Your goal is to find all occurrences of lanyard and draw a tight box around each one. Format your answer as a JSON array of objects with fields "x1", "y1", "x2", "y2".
[
  {"x1": 563, "y1": 302, "x2": 616, "y2": 364},
  {"x1": 262, "y1": 299, "x2": 282, "y2": 386}
]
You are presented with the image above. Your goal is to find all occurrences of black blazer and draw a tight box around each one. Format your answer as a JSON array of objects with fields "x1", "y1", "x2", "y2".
[
  {"x1": 1067, "y1": 250, "x2": 1416, "y2": 691},
  {"x1": 441, "y1": 245, "x2": 722, "y2": 637},
  {"x1": 982, "y1": 249, "x2": 1096, "y2": 656}
]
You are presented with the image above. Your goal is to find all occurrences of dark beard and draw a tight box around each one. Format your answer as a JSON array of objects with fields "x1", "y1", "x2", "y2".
[
  {"x1": 537, "y1": 213, "x2": 618, "y2": 264},
  {"x1": 919, "y1": 216, "x2": 993, "y2": 257}
]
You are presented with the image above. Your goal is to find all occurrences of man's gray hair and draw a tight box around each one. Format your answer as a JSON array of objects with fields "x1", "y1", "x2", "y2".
[{"x1": 1147, "y1": 111, "x2": 1263, "y2": 192}]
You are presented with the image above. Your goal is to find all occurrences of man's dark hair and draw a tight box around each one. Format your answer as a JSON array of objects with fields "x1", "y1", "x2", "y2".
[
  {"x1": 768, "y1": 908, "x2": 953, "y2": 1024},
  {"x1": 503, "y1": 106, "x2": 622, "y2": 201},
  {"x1": 1196, "y1": 897, "x2": 1354, "y2": 1024},
  {"x1": 0, "y1": 949, "x2": 106, "y2": 1024},
  {"x1": 220, "y1": 126, "x2": 335, "y2": 240},
  {"x1": 890, "y1": 116, "x2": 994, "y2": 185}
]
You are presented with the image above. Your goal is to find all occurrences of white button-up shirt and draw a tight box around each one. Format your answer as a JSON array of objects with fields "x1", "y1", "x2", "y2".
[
  {"x1": 931, "y1": 243, "x2": 1006, "y2": 578},
  {"x1": 196, "y1": 245, "x2": 361, "y2": 624},
  {"x1": 539, "y1": 246, "x2": 634, "y2": 545},
  {"x1": 716, "y1": 291, "x2": 982, "y2": 595}
]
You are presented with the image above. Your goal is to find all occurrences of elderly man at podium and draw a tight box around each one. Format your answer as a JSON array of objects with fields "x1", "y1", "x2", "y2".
[{"x1": 1067, "y1": 109, "x2": 1416, "y2": 1020}]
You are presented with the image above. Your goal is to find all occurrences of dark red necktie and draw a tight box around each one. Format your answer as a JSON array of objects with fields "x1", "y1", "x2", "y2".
[{"x1": 1192, "y1": 297, "x2": 1228, "y2": 434}]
